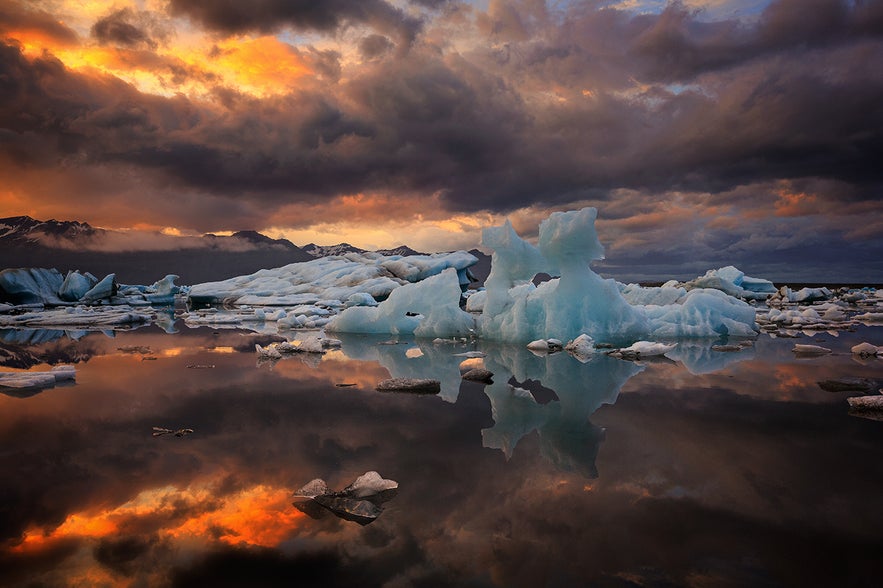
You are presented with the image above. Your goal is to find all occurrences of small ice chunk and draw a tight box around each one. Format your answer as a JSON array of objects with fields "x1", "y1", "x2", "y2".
[
  {"x1": 80, "y1": 273, "x2": 117, "y2": 303},
  {"x1": 855, "y1": 312, "x2": 883, "y2": 323},
  {"x1": 297, "y1": 335, "x2": 326, "y2": 354},
  {"x1": 618, "y1": 341, "x2": 677, "y2": 357},
  {"x1": 50, "y1": 365, "x2": 76, "y2": 381},
  {"x1": 255, "y1": 343, "x2": 282, "y2": 359},
  {"x1": 564, "y1": 334, "x2": 595, "y2": 359},
  {"x1": 341, "y1": 471, "x2": 398, "y2": 498},
  {"x1": 0, "y1": 372, "x2": 57, "y2": 389},
  {"x1": 294, "y1": 478, "x2": 331, "y2": 498},
  {"x1": 792, "y1": 344, "x2": 832, "y2": 356},
  {"x1": 527, "y1": 339, "x2": 550, "y2": 351},
  {"x1": 851, "y1": 342, "x2": 880, "y2": 356}
]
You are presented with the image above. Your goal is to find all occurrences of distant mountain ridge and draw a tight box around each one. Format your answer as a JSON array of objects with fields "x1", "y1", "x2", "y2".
[
  {"x1": 0, "y1": 216, "x2": 98, "y2": 245},
  {"x1": 0, "y1": 216, "x2": 451, "y2": 284},
  {"x1": 302, "y1": 242, "x2": 426, "y2": 258}
]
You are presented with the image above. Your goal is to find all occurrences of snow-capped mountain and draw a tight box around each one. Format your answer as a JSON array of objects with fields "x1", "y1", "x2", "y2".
[
  {"x1": 0, "y1": 216, "x2": 441, "y2": 284},
  {"x1": 302, "y1": 242, "x2": 426, "y2": 258},
  {"x1": 301, "y1": 242, "x2": 366, "y2": 257},
  {"x1": 0, "y1": 216, "x2": 99, "y2": 245},
  {"x1": 0, "y1": 216, "x2": 313, "y2": 284}
]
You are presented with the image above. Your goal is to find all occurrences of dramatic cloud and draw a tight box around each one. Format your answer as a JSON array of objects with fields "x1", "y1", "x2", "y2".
[{"x1": 0, "y1": 0, "x2": 881, "y2": 280}]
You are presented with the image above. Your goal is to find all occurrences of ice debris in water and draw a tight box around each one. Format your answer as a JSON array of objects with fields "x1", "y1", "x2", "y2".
[
  {"x1": 526, "y1": 339, "x2": 563, "y2": 352},
  {"x1": 254, "y1": 333, "x2": 341, "y2": 358},
  {"x1": 0, "y1": 268, "x2": 185, "y2": 307},
  {"x1": 188, "y1": 251, "x2": 477, "y2": 307},
  {"x1": 327, "y1": 207, "x2": 759, "y2": 342},
  {"x1": 792, "y1": 344, "x2": 832, "y2": 356},
  {"x1": 0, "y1": 365, "x2": 75, "y2": 390},
  {"x1": 564, "y1": 334, "x2": 595, "y2": 360},
  {"x1": 294, "y1": 471, "x2": 398, "y2": 525},
  {"x1": 608, "y1": 341, "x2": 677, "y2": 360},
  {"x1": 851, "y1": 342, "x2": 881, "y2": 357}
]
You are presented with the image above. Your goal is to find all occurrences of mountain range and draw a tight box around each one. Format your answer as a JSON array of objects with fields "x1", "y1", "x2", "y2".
[{"x1": 0, "y1": 216, "x2": 489, "y2": 285}]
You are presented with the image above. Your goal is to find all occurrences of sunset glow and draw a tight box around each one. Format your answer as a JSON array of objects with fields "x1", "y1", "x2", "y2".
[
  {"x1": 14, "y1": 481, "x2": 305, "y2": 553},
  {"x1": 0, "y1": 0, "x2": 881, "y2": 280}
]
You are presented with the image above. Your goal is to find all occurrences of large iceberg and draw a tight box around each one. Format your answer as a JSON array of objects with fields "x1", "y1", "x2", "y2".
[
  {"x1": 329, "y1": 207, "x2": 759, "y2": 342},
  {"x1": 0, "y1": 268, "x2": 184, "y2": 307},
  {"x1": 187, "y1": 251, "x2": 478, "y2": 307},
  {"x1": 679, "y1": 266, "x2": 777, "y2": 300},
  {"x1": 327, "y1": 268, "x2": 476, "y2": 338}
]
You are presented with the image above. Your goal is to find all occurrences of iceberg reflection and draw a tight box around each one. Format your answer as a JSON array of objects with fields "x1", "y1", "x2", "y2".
[{"x1": 480, "y1": 346, "x2": 644, "y2": 477}]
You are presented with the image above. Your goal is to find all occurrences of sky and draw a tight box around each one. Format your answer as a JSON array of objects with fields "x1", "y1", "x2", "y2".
[{"x1": 1, "y1": 0, "x2": 882, "y2": 282}]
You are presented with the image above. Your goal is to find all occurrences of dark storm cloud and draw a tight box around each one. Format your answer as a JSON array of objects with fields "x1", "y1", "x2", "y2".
[
  {"x1": 359, "y1": 33, "x2": 394, "y2": 59},
  {"x1": 4, "y1": 1, "x2": 883, "y2": 208},
  {"x1": 2, "y1": 1, "x2": 883, "y2": 277},
  {"x1": 167, "y1": 0, "x2": 423, "y2": 47},
  {"x1": 90, "y1": 8, "x2": 169, "y2": 50}
]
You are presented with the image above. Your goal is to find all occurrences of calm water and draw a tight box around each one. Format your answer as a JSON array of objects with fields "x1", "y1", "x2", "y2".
[{"x1": 2, "y1": 324, "x2": 883, "y2": 587}]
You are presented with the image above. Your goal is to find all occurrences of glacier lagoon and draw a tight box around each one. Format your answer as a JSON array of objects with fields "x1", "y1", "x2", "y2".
[{"x1": 2, "y1": 322, "x2": 883, "y2": 586}]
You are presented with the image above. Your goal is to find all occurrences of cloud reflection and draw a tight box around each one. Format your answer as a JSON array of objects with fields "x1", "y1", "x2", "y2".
[{"x1": 1, "y1": 325, "x2": 883, "y2": 585}]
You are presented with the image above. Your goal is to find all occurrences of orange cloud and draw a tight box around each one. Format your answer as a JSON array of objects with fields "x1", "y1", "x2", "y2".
[
  {"x1": 774, "y1": 188, "x2": 820, "y2": 217},
  {"x1": 13, "y1": 481, "x2": 305, "y2": 554},
  {"x1": 208, "y1": 36, "x2": 313, "y2": 97}
]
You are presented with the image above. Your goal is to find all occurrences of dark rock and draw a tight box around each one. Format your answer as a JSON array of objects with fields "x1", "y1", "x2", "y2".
[
  {"x1": 462, "y1": 368, "x2": 494, "y2": 383},
  {"x1": 818, "y1": 378, "x2": 879, "y2": 393},
  {"x1": 375, "y1": 378, "x2": 440, "y2": 394},
  {"x1": 313, "y1": 496, "x2": 382, "y2": 525},
  {"x1": 847, "y1": 395, "x2": 883, "y2": 411},
  {"x1": 711, "y1": 344, "x2": 743, "y2": 352}
]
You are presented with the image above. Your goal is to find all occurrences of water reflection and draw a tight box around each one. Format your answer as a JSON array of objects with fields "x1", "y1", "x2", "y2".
[{"x1": 1, "y1": 324, "x2": 883, "y2": 586}]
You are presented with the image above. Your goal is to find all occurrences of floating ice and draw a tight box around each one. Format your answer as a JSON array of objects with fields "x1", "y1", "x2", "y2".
[
  {"x1": 0, "y1": 267, "x2": 185, "y2": 308},
  {"x1": 564, "y1": 334, "x2": 595, "y2": 360},
  {"x1": 0, "y1": 268, "x2": 66, "y2": 305},
  {"x1": 341, "y1": 471, "x2": 399, "y2": 498},
  {"x1": 327, "y1": 268, "x2": 476, "y2": 338},
  {"x1": 188, "y1": 251, "x2": 477, "y2": 306},
  {"x1": 323, "y1": 208, "x2": 760, "y2": 343},
  {"x1": 59, "y1": 271, "x2": 97, "y2": 301},
  {"x1": 792, "y1": 344, "x2": 832, "y2": 356},
  {"x1": 680, "y1": 266, "x2": 776, "y2": 300},
  {"x1": 527, "y1": 339, "x2": 563, "y2": 352},
  {"x1": 0, "y1": 365, "x2": 75, "y2": 391},
  {"x1": 851, "y1": 342, "x2": 881, "y2": 356},
  {"x1": 773, "y1": 286, "x2": 833, "y2": 304},
  {"x1": 0, "y1": 306, "x2": 153, "y2": 328},
  {"x1": 608, "y1": 341, "x2": 677, "y2": 359},
  {"x1": 293, "y1": 471, "x2": 398, "y2": 525}
]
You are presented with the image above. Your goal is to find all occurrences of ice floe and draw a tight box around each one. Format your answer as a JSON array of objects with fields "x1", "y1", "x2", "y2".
[
  {"x1": 0, "y1": 365, "x2": 75, "y2": 391},
  {"x1": 0, "y1": 268, "x2": 185, "y2": 307},
  {"x1": 187, "y1": 251, "x2": 477, "y2": 307},
  {"x1": 294, "y1": 471, "x2": 398, "y2": 525}
]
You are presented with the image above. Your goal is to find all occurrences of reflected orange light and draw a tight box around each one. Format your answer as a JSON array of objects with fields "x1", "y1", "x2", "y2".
[
  {"x1": 209, "y1": 346, "x2": 236, "y2": 354},
  {"x1": 159, "y1": 347, "x2": 185, "y2": 357},
  {"x1": 13, "y1": 482, "x2": 305, "y2": 553}
]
